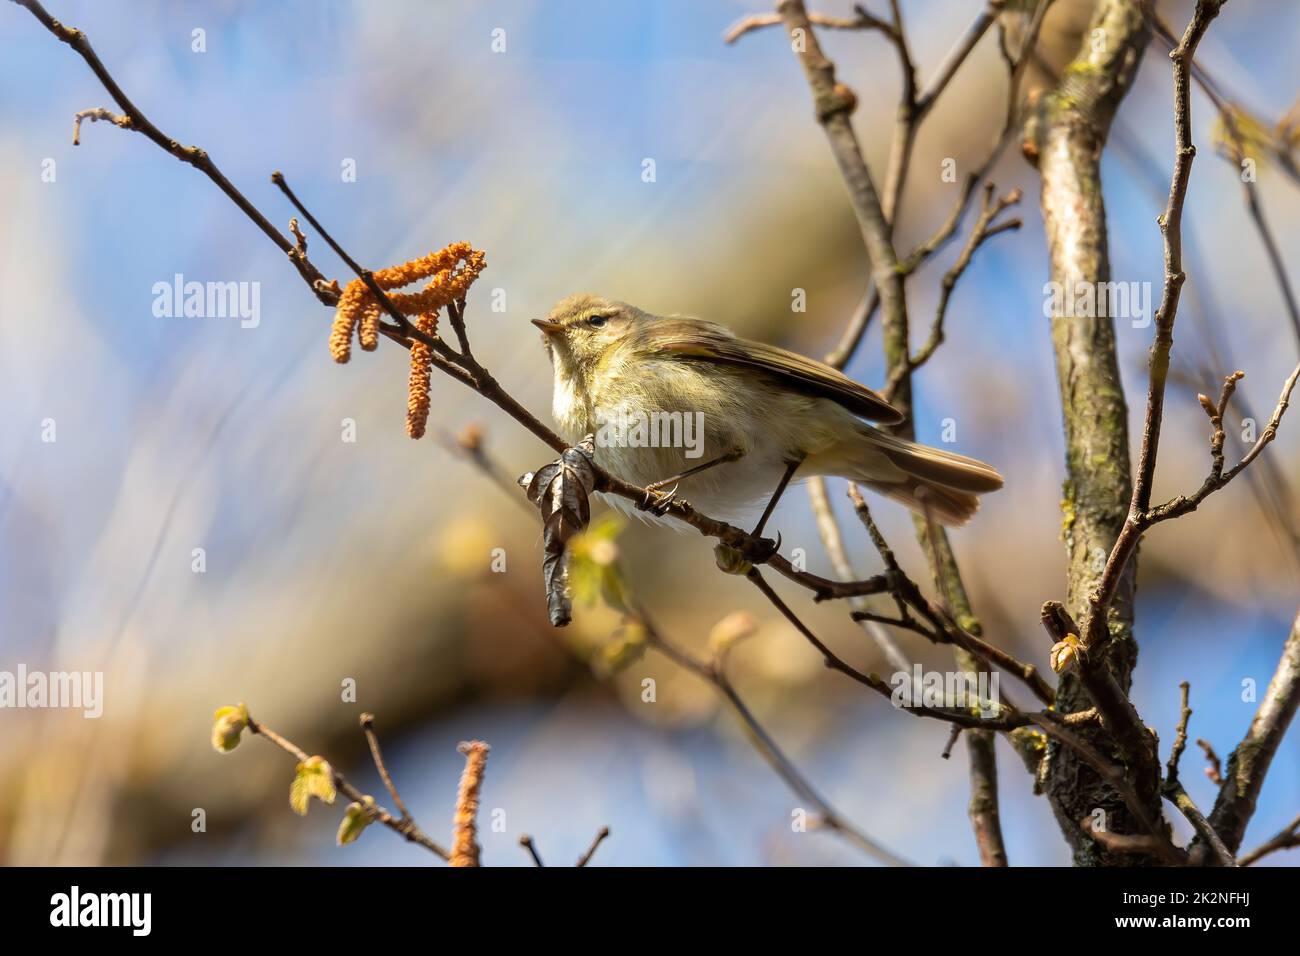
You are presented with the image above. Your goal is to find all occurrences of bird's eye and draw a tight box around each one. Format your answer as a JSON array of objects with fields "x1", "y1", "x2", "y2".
[{"x1": 587, "y1": 314, "x2": 609, "y2": 328}]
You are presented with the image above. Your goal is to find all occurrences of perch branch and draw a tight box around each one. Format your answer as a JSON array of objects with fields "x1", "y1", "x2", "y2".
[{"x1": 12, "y1": 0, "x2": 905, "y2": 612}]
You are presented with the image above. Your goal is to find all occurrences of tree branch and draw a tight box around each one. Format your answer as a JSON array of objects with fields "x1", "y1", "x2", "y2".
[
  {"x1": 11, "y1": 0, "x2": 339, "y2": 303},
  {"x1": 1198, "y1": 606, "x2": 1300, "y2": 858},
  {"x1": 1237, "y1": 812, "x2": 1300, "y2": 867},
  {"x1": 13, "y1": 0, "x2": 909, "y2": 616},
  {"x1": 724, "y1": 5, "x2": 894, "y2": 45},
  {"x1": 632, "y1": 599, "x2": 911, "y2": 865},
  {"x1": 883, "y1": 184, "x2": 1023, "y2": 400},
  {"x1": 1027, "y1": 0, "x2": 1161, "y2": 865},
  {"x1": 243, "y1": 710, "x2": 451, "y2": 860}
]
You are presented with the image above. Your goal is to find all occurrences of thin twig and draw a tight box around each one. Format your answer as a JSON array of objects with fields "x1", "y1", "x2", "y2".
[
  {"x1": 1200, "y1": 607, "x2": 1300, "y2": 857},
  {"x1": 1092, "y1": 360, "x2": 1300, "y2": 633},
  {"x1": 723, "y1": 6, "x2": 893, "y2": 45},
  {"x1": 518, "y1": 835, "x2": 545, "y2": 867},
  {"x1": 1165, "y1": 681, "x2": 1192, "y2": 784},
  {"x1": 745, "y1": 567, "x2": 1025, "y2": 730},
  {"x1": 1080, "y1": 816, "x2": 1168, "y2": 858},
  {"x1": 883, "y1": 184, "x2": 1023, "y2": 400},
  {"x1": 632, "y1": 599, "x2": 912, "y2": 865},
  {"x1": 12, "y1": 0, "x2": 337, "y2": 302},
  {"x1": 915, "y1": 1, "x2": 1004, "y2": 117},
  {"x1": 13, "y1": 0, "x2": 927, "y2": 611},
  {"x1": 71, "y1": 105, "x2": 129, "y2": 144},
  {"x1": 246, "y1": 713, "x2": 450, "y2": 860},
  {"x1": 848, "y1": 486, "x2": 1055, "y2": 705},
  {"x1": 1083, "y1": 0, "x2": 1228, "y2": 652},
  {"x1": 1237, "y1": 812, "x2": 1300, "y2": 867},
  {"x1": 576, "y1": 826, "x2": 611, "y2": 867},
  {"x1": 1197, "y1": 738, "x2": 1223, "y2": 784},
  {"x1": 1165, "y1": 781, "x2": 1236, "y2": 867},
  {"x1": 806, "y1": 477, "x2": 914, "y2": 674},
  {"x1": 822, "y1": 285, "x2": 879, "y2": 371},
  {"x1": 1151, "y1": 10, "x2": 1300, "y2": 345},
  {"x1": 1159, "y1": 684, "x2": 1237, "y2": 866},
  {"x1": 359, "y1": 712, "x2": 412, "y2": 823}
]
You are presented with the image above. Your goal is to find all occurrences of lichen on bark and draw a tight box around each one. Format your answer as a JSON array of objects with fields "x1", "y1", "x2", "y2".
[{"x1": 1028, "y1": 0, "x2": 1157, "y2": 865}]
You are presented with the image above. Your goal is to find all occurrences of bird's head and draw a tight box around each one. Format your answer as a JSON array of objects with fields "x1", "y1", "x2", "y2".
[{"x1": 532, "y1": 293, "x2": 642, "y2": 377}]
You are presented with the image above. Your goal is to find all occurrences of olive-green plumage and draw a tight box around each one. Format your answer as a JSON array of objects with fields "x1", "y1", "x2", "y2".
[{"x1": 535, "y1": 293, "x2": 1002, "y2": 526}]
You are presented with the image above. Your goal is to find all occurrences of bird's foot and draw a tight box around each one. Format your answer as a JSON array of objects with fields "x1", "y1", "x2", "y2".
[{"x1": 638, "y1": 484, "x2": 679, "y2": 517}]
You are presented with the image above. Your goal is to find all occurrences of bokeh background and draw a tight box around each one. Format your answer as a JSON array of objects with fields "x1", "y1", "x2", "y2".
[{"x1": 1, "y1": 0, "x2": 1297, "y2": 866}]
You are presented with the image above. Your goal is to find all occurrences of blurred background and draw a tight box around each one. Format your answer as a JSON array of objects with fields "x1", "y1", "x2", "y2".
[{"x1": 0, "y1": 0, "x2": 1297, "y2": 866}]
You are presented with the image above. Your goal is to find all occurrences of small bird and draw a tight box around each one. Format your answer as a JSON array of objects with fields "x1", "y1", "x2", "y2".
[{"x1": 533, "y1": 293, "x2": 1002, "y2": 529}]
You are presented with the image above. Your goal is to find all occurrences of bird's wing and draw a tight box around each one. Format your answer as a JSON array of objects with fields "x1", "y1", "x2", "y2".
[{"x1": 639, "y1": 318, "x2": 904, "y2": 424}]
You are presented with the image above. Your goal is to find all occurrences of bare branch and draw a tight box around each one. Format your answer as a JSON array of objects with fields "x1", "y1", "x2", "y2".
[
  {"x1": 1197, "y1": 738, "x2": 1223, "y2": 784},
  {"x1": 1159, "y1": 683, "x2": 1237, "y2": 866},
  {"x1": 1165, "y1": 681, "x2": 1193, "y2": 784},
  {"x1": 1082, "y1": 0, "x2": 1228, "y2": 651},
  {"x1": 724, "y1": 5, "x2": 893, "y2": 45},
  {"x1": 850, "y1": 486, "x2": 1055, "y2": 705},
  {"x1": 245, "y1": 712, "x2": 450, "y2": 860},
  {"x1": 576, "y1": 826, "x2": 611, "y2": 867},
  {"x1": 746, "y1": 567, "x2": 1025, "y2": 730},
  {"x1": 359, "y1": 712, "x2": 413, "y2": 824},
  {"x1": 1090, "y1": 361, "x2": 1300, "y2": 634},
  {"x1": 966, "y1": 729, "x2": 1008, "y2": 866},
  {"x1": 883, "y1": 184, "x2": 1023, "y2": 399},
  {"x1": 915, "y1": 2, "x2": 1005, "y2": 117},
  {"x1": 518, "y1": 835, "x2": 545, "y2": 867},
  {"x1": 1200, "y1": 607, "x2": 1300, "y2": 857},
  {"x1": 1165, "y1": 781, "x2": 1236, "y2": 867},
  {"x1": 632, "y1": 599, "x2": 912, "y2": 865},
  {"x1": 1238, "y1": 812, "x2": 1300, "y2": 867},
  {"x1": 12, "y1": 0, "x2": 338, "y2": 302},
  {"x1": 71, "y1": 105, "x2": 129, "y2": 144},
  {"x1": 806, "y1": 477, "x2": 914, "y2": 674},
  {"x1": 1151, "y1": 11, "x2": 1300, "y2": 344}
]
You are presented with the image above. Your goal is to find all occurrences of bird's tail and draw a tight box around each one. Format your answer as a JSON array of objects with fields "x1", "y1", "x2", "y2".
[{"x1": 846, "y1": 424, "x2": 1003, "y2": 527}]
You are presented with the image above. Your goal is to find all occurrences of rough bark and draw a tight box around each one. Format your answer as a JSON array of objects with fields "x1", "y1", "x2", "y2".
[
  {"x1": 1026, "y1": 0, "x2": 1157, "y2": 865},
  {"x1": 775, "y1": 0, "x2": 1011, "y2": 865}
]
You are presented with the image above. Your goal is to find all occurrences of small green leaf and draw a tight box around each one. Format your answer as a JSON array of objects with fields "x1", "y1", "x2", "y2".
[
  {"x1": 290, "y1": 755, "x2": 337, "y2": 816},
  {"x1": 211, "y1": 702, "x2": 249, "y2": 754},
  {"x1": 337, "y1": 796, "x2": 377, "y2": 846},
  {"x1": 569, "y1": 513, "x2": 629, "y2": 612}
]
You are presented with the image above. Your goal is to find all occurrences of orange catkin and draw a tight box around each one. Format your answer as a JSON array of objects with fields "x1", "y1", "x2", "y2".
[
  {"x1": 329, "y1": 283, "x2": 370, "y2": 363},
  {"x1": 357, "y1": 302, "x2": 381, "y2": 352},
  {"x1": 449, "y1": 740, "x2": 490, "y2": 867},
  {"x1": 327, "y1": 243, "x2": 486, "y2": 438},
  {"x1": 405, "y1": 312, "x2": 439, "y2": 439}
]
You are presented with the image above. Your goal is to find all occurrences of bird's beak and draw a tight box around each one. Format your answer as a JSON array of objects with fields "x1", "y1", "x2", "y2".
[{"x1": 531, "y1": 318, "x2": 564, "y2": 335}]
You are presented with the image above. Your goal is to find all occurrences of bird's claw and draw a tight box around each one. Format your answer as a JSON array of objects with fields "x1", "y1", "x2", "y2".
[{"x1": 638, "y1": 484, "x2": 679, "y2": 517}]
